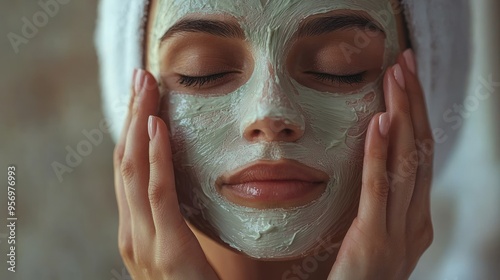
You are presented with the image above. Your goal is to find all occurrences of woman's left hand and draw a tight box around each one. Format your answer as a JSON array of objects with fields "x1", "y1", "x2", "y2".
[{"x1": 328, "y1": 49, "x2": 434, "y2": 280}]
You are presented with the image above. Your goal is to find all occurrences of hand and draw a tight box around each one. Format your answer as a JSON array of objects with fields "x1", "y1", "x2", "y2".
[
  {"x1": 328, "y1": 49, "x2": 434, "y2": 280},
  {"x1": 113, "y1": 69, "x2": 219, "y2": 280}
]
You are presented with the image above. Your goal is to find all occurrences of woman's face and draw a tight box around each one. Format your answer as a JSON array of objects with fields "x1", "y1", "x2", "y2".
[{"x1": 147, "y1": 0, "x2": 406, "y2": 259}]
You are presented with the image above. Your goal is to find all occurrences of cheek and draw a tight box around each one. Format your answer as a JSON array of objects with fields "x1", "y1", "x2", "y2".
[
  {"x1": 344, "y1": 91, "x2": 382, "y2": 153},
  {"x1": 163, "y1": 92, "x2": 238, "y2": 172},
  {"x1": 295, "y1": 77, "x2": 383, "y2": 149},
  {"x1": 297, "y1": 88, "x2": 383, "y2": 169}
]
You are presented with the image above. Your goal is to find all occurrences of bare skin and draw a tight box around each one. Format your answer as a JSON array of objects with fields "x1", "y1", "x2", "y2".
[{"x1": 113, "y1": 1, "x2": 433, "y2": 279}]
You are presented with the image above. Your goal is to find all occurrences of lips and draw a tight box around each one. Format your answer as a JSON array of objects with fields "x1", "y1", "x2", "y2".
[{"x1": 216, "y1": 160, "x2": 329, "y2": 209}]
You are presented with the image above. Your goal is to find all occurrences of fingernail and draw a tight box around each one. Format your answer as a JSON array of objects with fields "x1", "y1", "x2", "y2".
[
  {"x1": 403, "y1": 49, "x2": 416, "y2": 75},
  {"x1": 393, "y1": 64, "x2": 406, "y2": 90},
  {"x1": 379, "y1": 113, "x2": 390, "y2": 137},
  {"x1": 135, "y1": 69, "x2": 146, "y2": 96},
  {"x1": 148, "y1": 116, "x2": 157, "y2": 140}
]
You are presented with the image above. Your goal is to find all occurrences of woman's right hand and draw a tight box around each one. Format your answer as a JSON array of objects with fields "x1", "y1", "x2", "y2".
[{"x1": 113, "y1": 69, "x2": 220, "y2": 280}]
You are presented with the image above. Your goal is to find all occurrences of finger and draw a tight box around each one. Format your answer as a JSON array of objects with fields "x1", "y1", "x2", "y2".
[
  {"x1": 148, "y1": 116, "x2": 215, "y2": 271},
  {"x1": 148, "y1": 116, "x2": 188, "y2": 237},
  {"x1": 116, "y1": 68, "x2": 140, "y2": 160},
  {"x1": 114, "y1": 69, "x2": 138, "y2": 229},
  {"x1": 398, "y1": 50, "x2": 433, "y2": 145},
  {"x1": 384, "y1": 63, "x2": 418, "y2": 235},
  {"x1": 398, "y1": 49, "x2": 435, "y2": 221},
  {"x1": 121, "y1": 69, "x2": 160, "y2": 229},
  {"x1": 358, "y1": 112, "x2": 390, "y2": 234}
]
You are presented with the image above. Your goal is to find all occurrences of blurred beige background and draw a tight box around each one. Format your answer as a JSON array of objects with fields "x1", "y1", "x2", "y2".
[
  {"x1": 0, "y1": 1, "x2": 498, "y2": 280},
  {"x1": 0, "y1": 1, "x2": 126, "y2": 279}
]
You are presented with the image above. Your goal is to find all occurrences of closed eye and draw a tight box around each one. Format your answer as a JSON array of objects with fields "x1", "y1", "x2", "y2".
[
  {"x1": 306, "y1": 71, "x2": 366, "y2": 86},
  {"x1": 178, "y1": 72, "x2": 232, "y2": 88}
]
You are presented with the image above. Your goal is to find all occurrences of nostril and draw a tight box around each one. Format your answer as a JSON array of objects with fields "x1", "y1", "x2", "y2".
[
  {"x1": 283, "y1": 128, "x2": 293, "y2": 136},
  {"x1": 249, "y1": 129, "x2": 261, "y2": 139},
  {"x1": 243, "y1": 118, "x2": 304, "y2": 142}
]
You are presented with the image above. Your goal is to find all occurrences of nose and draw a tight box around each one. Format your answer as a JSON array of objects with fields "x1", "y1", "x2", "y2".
[{"x1": 243, "y1": 117, "x2": 304, "y2": 142}]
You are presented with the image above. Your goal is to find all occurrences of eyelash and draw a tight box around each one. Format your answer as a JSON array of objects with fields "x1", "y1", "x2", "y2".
[
  {"x1": 309, "y1": 72, "x2": 366, "y2": 85},
  {"x1": 178, "y1": 71, "x2": 367, "y2": 88},
  {"x1": 178, "y1": 73, "x2": 228, "y2": 88}
]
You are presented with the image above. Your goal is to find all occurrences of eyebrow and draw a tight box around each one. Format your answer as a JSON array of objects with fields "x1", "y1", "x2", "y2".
[
  {"x1": 160, "y1": 19, "x2": 245, "y2": 42},
  {"x1": 296, "y1": 14, "x2": 384, "y2": 38},
  {"x1": 160, "y1": 14, "x2": 384, "y2": 43}
]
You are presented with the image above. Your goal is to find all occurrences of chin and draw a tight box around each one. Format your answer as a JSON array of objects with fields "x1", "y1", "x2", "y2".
[{"x1": 176, "y1": 170, "x2": 361, "y2": 260}]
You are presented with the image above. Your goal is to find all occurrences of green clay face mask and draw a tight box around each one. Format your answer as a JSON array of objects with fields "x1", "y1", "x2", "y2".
[{"x1": 148, "y1": 0, "x2": 399, "y2": 259}]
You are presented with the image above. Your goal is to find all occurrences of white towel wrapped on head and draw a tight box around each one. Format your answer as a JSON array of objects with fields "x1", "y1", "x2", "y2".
[{"x1": 95, "y1": 0, "x2": 150, "y2": 143}]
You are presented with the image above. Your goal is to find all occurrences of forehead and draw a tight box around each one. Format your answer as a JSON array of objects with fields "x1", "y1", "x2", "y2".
[
  {"x1": 148, "y1": 0, "x2": 399, "y2": 79},
  {"x1": 153, "y1": 0, "x2": 394, "y2": 34}
]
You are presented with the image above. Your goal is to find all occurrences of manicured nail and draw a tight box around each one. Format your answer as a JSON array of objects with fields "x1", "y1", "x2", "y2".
[
  {"x1": 403, "y1": 49, "x2": 416, "y2": 75},
  {"x1": 135, "y1": 69, "x2": 146, "y2": 95},
  {"x1": 393, "y1": 64, "x2": 406, "y2": 90},
  {"x1": 148, "y1": 116, "x2": 157, "y2": 140},
  {"x1": 379, "y1": 113, "x2": 390, "y2": 137}
]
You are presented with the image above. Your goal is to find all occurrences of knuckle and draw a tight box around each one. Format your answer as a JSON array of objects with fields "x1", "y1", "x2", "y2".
[
  {"x1": 418, "y1": 136, "x2": 434, "y2": 148},
  {"x1": 411, "y1": 216, "x2": 434, "y2": 251},
  {"x1": 149, "y1": 150, "x2": 163, "y2": 167},
  {"x1": 118, "y1": 231, "x2": 134, "y2": 260},
  {"x1": 370, "y1": 176, "x2": 390, "y2": 200},
  {"x1": 397, "y1": 149, "x2": 419, "y2": 179},
  {"x1": 134, "y1": 251, "x2": 150, "y2": 268},
  {"x1": 401, "y1": 161, "x2": 418, "y2": 179},
  {"x1": 367, "y1": 148, "x2": 388, "y2": 161},
  {"x1": 148, "y1": 180, "x2": 164, "y2": 209},
  {"x1": 417, "y1": 138, "x2": 435, "y2": 162},
  {"x1": 120, "y1": 157, "x2": 137, "y2": 183},
  {"x1": 419, "y1": 162, "x2": 434, "y2": 185},
  {"x1": 423, "y1": 135, "x2": 435, "y2": 150},
  {"x1": 132, "y1": 240, "x2": 153, "y2": 268},
  {"x1": 398, "y1": 99, "x2": 412, "y2": 116}
]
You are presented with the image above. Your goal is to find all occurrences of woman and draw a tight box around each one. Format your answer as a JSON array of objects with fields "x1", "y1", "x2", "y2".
[{"x1": 97, "y1": 0, "x2": 440, "y2": 279}]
